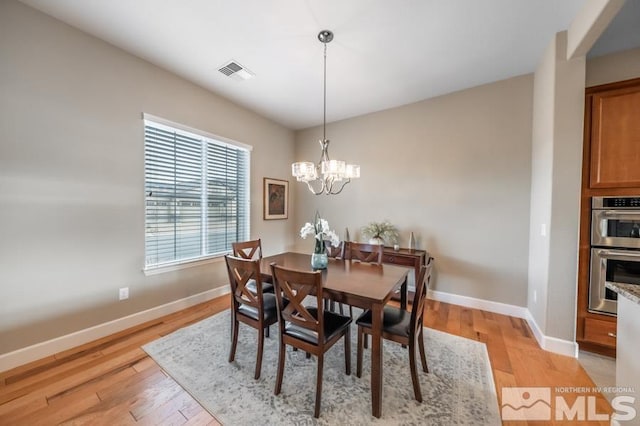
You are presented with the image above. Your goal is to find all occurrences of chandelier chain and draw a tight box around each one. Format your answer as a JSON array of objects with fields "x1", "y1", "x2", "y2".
[
  {"x1": 323, "y1": 41, "x2": 327, "y2": 142},
  {"x1": 290, "y1": 29, "x2": 360, "y2": 195}
]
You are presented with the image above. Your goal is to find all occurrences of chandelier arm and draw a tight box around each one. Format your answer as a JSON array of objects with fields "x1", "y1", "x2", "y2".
[
  {"x1": 327, "y1": 178, "x2": 351, "y2": 195},
  {"x1": 324, "y1": 175, "x2": 334, "y2": 194},
  {"x1": 306, "y1": 178, "x2": 326, "y2": 195}
]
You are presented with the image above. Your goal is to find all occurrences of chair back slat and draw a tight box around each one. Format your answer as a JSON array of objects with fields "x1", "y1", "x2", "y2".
[
  {"x1": 345, "y1": 242, "x2": 383, "y2": 264},
  {"x1": 325, "y1": 241, "x2": 344, "y2": 259},
  {"x1": 270, "y1": 264, "x2": 324, "y2": 336},
  {"x1": 410, "y1": 258, "x2": 434, "y2": 335},
  {"x1": 225, "y1": 255, "x2": 263, "y2": 309},
  {"x1": 232, "y1": 239, "x2": 263, "y2": 260},
  {"x1": 280, "y1": 281, "x2": 318, "y2": 327}
]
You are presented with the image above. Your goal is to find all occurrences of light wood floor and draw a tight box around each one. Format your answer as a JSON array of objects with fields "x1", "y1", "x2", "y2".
[{"x1": 0, "y1": 296, "x2": 610, "y2": 425}]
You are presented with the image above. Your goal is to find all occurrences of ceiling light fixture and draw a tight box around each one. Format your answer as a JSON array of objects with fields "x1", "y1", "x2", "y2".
[{"x1": 292, "y1": 30, "x2": 360, "y2": 195}]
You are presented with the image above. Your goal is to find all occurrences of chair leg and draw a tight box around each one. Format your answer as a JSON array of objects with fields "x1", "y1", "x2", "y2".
[
  {"x1": 418, "y1": 327, "x2": 428, "y2": 373},
  {"x1": 275, "y1": 341, "x2": 286, "y2": 395},
  {"x1": 265, "y1": 325, "x2": 270, "y2": 338},
  {"x1": 255, "y1": 326, "x2": 265, "y2": 380},
  {"x1": 344, "y1": 327, "x2": 351, "y2": 375},
  {"x1": 229, "y1": 317, "x2": 239, "y2": 363},
  {"x1": 408, "y1": 341, "x2": 423, "y2": 403},
  {"x1": 356, "y1": 326, "x2": 364, "y2": 378},
  {"x1": 363, "y1": 333, "x2": 368, "y2": 349},
  {"x1": 314, "y1": 354, "x2": 324, "y2": 418},
  {"x1": 338, "y1": 303, "x2": 344, "y2": 316}
]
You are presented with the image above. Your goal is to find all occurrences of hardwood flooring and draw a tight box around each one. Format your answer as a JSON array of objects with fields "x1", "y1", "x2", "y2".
[{"x1": 0, "y1": 296, "x2": 611, "y2": 425}]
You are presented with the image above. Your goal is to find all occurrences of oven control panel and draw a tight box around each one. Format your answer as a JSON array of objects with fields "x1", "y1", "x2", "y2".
[{"x1": 593, "y1": 196, "x2": 640, "y2": 209}]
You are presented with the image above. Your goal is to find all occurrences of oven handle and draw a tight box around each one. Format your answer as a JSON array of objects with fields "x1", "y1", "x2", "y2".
[
  {"x1": 598, "y1": 249, "x2": 640, "y2": 262},
  {"x1": 602, "y1": 210, "x2": 640, "y2": 219}
]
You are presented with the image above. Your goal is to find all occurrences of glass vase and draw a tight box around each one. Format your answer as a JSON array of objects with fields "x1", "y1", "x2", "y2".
[{"x1": 311, "y1": 252, "x2": 328, "y2": 269}]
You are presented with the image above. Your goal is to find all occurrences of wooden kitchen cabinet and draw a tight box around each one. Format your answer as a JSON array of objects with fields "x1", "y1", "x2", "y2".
[
  {"x1": 583, "y1": 317, "x2": 617, "y2": 347},
  {"x1": 577, "y1": 78, "x2": 640, "y2": 357},
  {"x1": 589, "y1": 80, "x2": 640, "y2": 188}
]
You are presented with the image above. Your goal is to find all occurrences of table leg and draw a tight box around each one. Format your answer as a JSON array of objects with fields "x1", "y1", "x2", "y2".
[
  {"x1": 401, "y1": 275, "x2": 408, "y2": 349},
  {"x1": 400, "y1": 276, "x2": 407, "y2": 310},
  {"x1": 371, "y1": 303, "x2": 383, "y2": 418}
]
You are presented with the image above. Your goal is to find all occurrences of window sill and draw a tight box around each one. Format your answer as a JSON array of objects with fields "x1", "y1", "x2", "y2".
[{"x1": 143, "y1": 254, "x2": 226, "y2": 276}]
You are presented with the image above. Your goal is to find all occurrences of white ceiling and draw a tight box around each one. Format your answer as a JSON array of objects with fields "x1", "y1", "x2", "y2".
[
  {"x1": 17, "y1": 0, "x2": 633, "y2": 130},
  {"x1": 588, "y1": 0, "x2": 640, "y2": 59}
]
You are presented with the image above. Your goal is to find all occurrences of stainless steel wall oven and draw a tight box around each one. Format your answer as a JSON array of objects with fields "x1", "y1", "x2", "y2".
[{"x1": 589, "y1": 196, "x2": 640, "y2": 315}]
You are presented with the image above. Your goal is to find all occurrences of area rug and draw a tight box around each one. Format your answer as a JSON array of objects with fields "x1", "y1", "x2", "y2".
[{"x1": 143, "y1": 310, "x2": 500, "y2": 425}]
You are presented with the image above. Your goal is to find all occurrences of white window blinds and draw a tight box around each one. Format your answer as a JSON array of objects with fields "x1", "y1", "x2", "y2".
[{"x1": 144, "y1": 116, "x2": 250, "y2": 268}]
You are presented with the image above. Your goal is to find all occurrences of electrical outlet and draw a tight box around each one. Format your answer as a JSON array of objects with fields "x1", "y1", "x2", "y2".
[{"x1": 119, "y1": 287, "x2": 129, "y2": 300}]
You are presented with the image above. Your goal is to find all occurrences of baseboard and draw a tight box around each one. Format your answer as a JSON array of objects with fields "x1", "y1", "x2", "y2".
[
  {"x1": 2, "y1": 286, "x2": 579, "y2": 373},
  {"x1": 0, "y1": 286, "x2": 230, "y2": 373},
  {"x1": 524, "y1": 310, "x2": 579, "y2": 358},
  {"x1": 429, "y1": 290, "x2": 578, "y2": 358},
  {"x1": 428, "y1": 289, "x2": 530, "y2": 319}
]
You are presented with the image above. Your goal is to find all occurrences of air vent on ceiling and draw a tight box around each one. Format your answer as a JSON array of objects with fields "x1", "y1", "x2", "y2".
[{"x1": 218, "y1": 60, "x2": 255, "y2": 81}]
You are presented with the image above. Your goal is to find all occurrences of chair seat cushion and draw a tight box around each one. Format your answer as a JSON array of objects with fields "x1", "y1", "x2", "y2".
[
  {"x1": 356, "y1": 306, "x2": 410, "y2": 337},
  {"x1": 246, "y1": 279, "x2": 274, "y2": 294},
  {"x1": 285, "y1": 308, "x2": 351, "y2": 345},
  {"x1": 238, "y1": 293, "x2": 278, "y2": 322}
]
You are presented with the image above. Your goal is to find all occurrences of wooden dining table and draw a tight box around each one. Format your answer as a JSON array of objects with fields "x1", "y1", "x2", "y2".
[{"x1": 260, "y1": 251, "x2": 410, "y2": 418}]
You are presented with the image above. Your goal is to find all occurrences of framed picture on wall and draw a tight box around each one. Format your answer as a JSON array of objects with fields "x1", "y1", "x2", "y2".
[{"x1": 263, "y1": 177, "x2": 288, "y2": 220}]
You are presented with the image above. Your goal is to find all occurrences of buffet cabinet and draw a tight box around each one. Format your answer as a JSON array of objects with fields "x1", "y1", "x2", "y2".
[{"x1": 382, "y1": 247, "x2": 428, "y2": 302}]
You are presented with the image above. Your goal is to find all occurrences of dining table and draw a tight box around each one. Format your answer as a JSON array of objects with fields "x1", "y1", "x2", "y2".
[{"x1": 260, "y1": 251, "x2": 411, "y2": 418}]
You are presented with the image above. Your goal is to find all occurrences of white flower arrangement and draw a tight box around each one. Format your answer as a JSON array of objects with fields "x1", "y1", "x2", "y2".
[{"x1": 300, "y1": 212, "x2": 340, "y2": 253}]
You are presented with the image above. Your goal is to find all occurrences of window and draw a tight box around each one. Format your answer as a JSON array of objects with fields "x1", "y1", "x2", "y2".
[{"x1": 143, "y1": 114, "x2": 251, "y2": 269}]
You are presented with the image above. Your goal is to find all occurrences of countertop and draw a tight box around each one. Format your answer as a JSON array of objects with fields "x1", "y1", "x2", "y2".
[{"x1": 605, "y1": 282, "x2": 640, "y2": 305}]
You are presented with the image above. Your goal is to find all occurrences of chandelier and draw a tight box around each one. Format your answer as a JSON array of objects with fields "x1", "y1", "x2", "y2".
[{"x1": 291, "y1": 30, "x2": 360, "y2": 195}]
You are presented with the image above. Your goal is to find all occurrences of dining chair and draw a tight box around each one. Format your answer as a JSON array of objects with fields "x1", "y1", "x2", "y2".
[
  {"x1": 232, "y1": 238, "x2": 274, "y2": 292},
  {"x1": 344, "y1": 241, "x2": 383, "y2": 264},
  {"x1": 270, "y1": 263, "x2": 352, "y2": 418},
  {"x1": 341, "y1": 242, "x2": 384, "y2": 319},
  {"x1": 231, "y1": 238, "x2": 264, "y2": 260},
  {"x1": 355, "y1": 259, "x2": 434, "y2": 402},
  {"x1": 325, "y1": 240, "x2": 344, "y2": 258},
  {"x1": 225, "y1": 255, "x2": 279, "y2": 380}
]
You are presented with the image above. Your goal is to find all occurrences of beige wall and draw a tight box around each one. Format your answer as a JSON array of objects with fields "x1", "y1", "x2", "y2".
[
  {"x1": 528, "y1": 28, "x2": 598, "y2": 345},
  {"x1": 543, "y1": 32, "x2": 586, "y2": 342},
  {"x1": 0, "y1": 0, "x2": 296, "y2": 355},
  {"x1": 586, "y1": 46, "x2": 640, "y2": 86},
  {"x1": 4, "y1": 0, "x2": 639, "y2": 361},
  {"x1": 527, "y1": 36, "x2": 556, "y2": 334},
  {"x1": 294, "y1": 75, "x2": 534, "y2": 307},
  {"x1": 526, "y1": 9, "x2": 640, "y2": 344}
]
